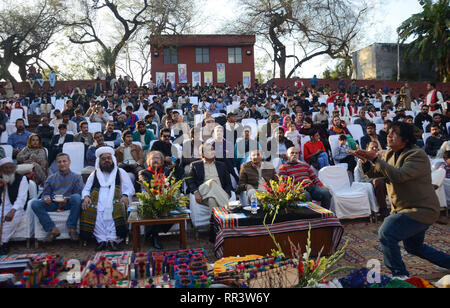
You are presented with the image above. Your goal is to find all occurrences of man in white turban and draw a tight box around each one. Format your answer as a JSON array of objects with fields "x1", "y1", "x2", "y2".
[
  {"x1": 0, "y1": 158, "x2": 29, "y2": 255},
  {"x1": 80, "y1": 147, "x2": 135, "y2": 251}
]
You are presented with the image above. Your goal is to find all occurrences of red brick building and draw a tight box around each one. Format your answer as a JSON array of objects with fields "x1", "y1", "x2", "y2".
[{"x1": 149, "y1": 35, "x2": 256, "y2": 88}]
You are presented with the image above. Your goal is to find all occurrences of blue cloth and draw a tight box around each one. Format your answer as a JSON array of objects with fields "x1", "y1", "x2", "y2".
[
  {"x1": 125, "y1": 114, "x2": 139, "y2": 131},
  {"x1": 305, "y1": 185, "x2": 332, "y2": 210},
  {"x1": 42, "y1": 171, "x2": 84, "y2": 200},
  {"x1": 32, "y1": 194, "x2": 81, "y2": 232},
  {"x1": 378, "y1": 213, "x2": 450, "y2": 277},
  {"x1": 71, "y1": 116, "x2": 86, "y2": 132},
  {"x1": 317, "y1": 152, "x2": 330, "y2": 169},
  {"x1": 7, "y1": 130, "x2": 32, "y2": 150}
]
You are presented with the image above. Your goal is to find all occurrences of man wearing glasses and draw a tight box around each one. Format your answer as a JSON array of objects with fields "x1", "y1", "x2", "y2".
[{"x1": 151, "y1": 128, "x2": 177, "y2": 169}]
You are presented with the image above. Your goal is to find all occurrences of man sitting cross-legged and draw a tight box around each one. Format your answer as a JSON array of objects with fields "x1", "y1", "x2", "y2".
[{"x1": 187, "y1": 143, "x2": 233, "y2": 210}]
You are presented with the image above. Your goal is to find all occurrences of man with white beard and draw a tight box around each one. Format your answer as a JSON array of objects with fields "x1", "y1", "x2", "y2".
[
  {"x1": 0, "y1": 158, "x2": 29, "y2": 255},
  {"x1": 80, "y1": 147, "x2": 134, "y2": 252}
]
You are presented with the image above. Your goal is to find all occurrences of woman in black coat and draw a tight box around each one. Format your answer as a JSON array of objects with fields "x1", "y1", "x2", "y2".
[{"x1": 138, "y1": 150, "x2": 173, "y2": 250}]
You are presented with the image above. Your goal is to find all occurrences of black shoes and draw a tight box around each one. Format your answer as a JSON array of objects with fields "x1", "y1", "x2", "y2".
[
  {"x1": 0, "y1": 244, "x2": 10, "y2": 255},
  {"x1": 108, "y1": 241, "x2": 120, "y2": 251},
  {"x1": 95, "y1": 242, "x2": 107, "y2": 252},
  {"x1": 152, "y1": 237, "x2": 163, "y2": 250}
]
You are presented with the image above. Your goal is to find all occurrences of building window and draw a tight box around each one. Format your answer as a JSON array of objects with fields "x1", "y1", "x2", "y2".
[
  {"x1": 164, "y1": 47, "x2": 178, "y2": 64},
  {"x1": 228, "y1": 47, "x2": 242, "y2": 64},
  {"x1": 195, "y1": 48, "x2": 209, "y2": 63}
]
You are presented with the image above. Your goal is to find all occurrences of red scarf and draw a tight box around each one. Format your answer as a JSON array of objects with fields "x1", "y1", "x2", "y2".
[
  {"x1": 348, "y1": 105, "x2": 358, "y2": 116},
  {"x1": 368, "y1": 112, "x2": 377, "y2": 118},
  {"x1": 428, "y1": 90, "x2": 438, "y2": 111},
  {"x1": 335, "y1": 105, "x2": 346, "y2": 117},
  {"x1": 147, "y1": 166, "x2": 163, "y2": 175}
]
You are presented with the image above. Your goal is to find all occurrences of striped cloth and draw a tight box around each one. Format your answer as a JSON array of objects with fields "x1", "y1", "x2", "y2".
[
  {"x1": 212, "y1": 203, "x2": 343, "y2": 259},
  {"x1": 278, "y1": 162, "x2": 324, "y2": 187}
]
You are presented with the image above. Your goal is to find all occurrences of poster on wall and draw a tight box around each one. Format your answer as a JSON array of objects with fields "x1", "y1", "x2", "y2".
[
  {"x1": 192, "y1": 72, "x2": 201, "y2": 86},
  {"x1": 167, "y1": 72, "x2": 176, "y2": 89},
  {"x1": 243, "y1": 72, "x2": 251, "y2": 89},
  {"x1": 204, "y1": 72, "x2": 213, "y2": 86},
  {"x1": 156, "y1": 72, "x2": 165, "y2": 88},
  {"x1": 216, "y1": 63, "x2": 225, "y2": 83},
  {"x1": 178, "y1": 64, "x2": 187, "y2": 83}
]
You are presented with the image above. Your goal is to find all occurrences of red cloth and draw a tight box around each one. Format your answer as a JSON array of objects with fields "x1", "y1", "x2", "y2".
[
  {"x1": 303, "y1": 140, "x2": 326, "y2": 162},
  {"x1": 326, "y1": 93, "x2": 344, "y2": 105}
]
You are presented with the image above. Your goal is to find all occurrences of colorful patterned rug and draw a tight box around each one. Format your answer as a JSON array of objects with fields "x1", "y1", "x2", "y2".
[{"x1": 334, "y1": 220, "x2": 450, "y2": 280}]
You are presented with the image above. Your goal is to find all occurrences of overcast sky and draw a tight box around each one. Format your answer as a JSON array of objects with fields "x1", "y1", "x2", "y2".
[{"x1": 6, "y1": 0, "x2": 424, "y2": 81}]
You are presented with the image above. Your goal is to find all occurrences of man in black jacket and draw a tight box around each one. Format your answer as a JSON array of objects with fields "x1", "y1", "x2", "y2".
[
  {"x1": 49, "y1": 124, "x2": 74, "y2": 165},
  {"x1": 425, "y1": 124, "x2": 447, "y2": 158},
  {"x1": 187, "y1": 143, "x2": 232, "y2": 209},
  {"x1": 414, "y1": 105, "x2": 433, "y2": 130}
]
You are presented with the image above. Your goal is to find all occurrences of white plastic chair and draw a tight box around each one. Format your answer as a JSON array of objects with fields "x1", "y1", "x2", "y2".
[
  {"x1": 33, "y1": 210, "x2": 79, "y2": 245},
  {"x1": 0, "y1": 131, "x2": 8, "y2": 143},
  {"x1": 318, "y1": 166, "x2": 373, "y2": 219},
  {"x1": 375, "y1": 124, "x2": 384, "y2": 134},
  {"x1": 431, "y1": 168, "x2": 447, "y2": 210},
  {"x1": 88, "y1": 122, "x2": 102, "y2": 134},
  {"x1": 347, "y1": 124, "x2": 365, "y2": 145},
  {"x1": 9, "y1": 109, "x2": 24, "y2": 124},
  {"x1": 423, "y1": 133, "x2": 432, "y2": 145},
  {"x1": 189, "y1": 191, "x2": 236, "y2": 232},
  {"x1": 132, "y1": 141, "x2": 143, "y2": 149},
  {"x1": 242, "y1": 119, "x2": 257, "y2": 128},
  {"x1": 62, "y1": 142, "x2": 85, "y2": 174},
  {"x1": 0, "y1": 144, "x2": 13, "y2": 159}
]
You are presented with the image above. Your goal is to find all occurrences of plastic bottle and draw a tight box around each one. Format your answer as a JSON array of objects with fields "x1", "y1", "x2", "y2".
[{"x1": 250, "y1": 195, "x2": 258, "y2": 214}]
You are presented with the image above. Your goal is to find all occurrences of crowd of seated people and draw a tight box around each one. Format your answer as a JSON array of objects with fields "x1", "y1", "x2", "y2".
[{"x1": 0, "y1": 77, "x2": 448, "y2": 253}]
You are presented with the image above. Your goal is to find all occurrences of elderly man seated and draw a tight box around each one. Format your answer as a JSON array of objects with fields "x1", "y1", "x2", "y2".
[
  {"x1": 81, "y1": 147, "x2": 135, "y2": 251},
  {"x1": 31, "y1": 153, "x2": 83, "y2": 243},
  {"x1": 279, "y1": 147, "x2": 332, "y2": 210},
  {"x1": 187, "y1": 143, "x2": 232, "y2": 209},
  {"x1": 237, "y1": 149, "x2": 278, "y2": 206},
  {"x1": 0, "y1": 158, "x2": 29, "y2": 255}
]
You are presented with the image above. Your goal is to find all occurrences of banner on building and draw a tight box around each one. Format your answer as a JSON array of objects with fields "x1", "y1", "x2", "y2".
[
  {"x1": 204, "y1": 72, "x2": 213, "y2": 86},
  {"x1": 243, "y1": 72, "x2": 251, "y2": 88},
  {"x1": 192, "y1": 72, "x2": 201, "y2": 86},
  {"x1": 217, "y1": 63, "x2": 225, "y2": 83},
  {"x1": 167, "y1": 72, "x2": 176, "y2": 89},
  {"x1": 156, "y1": 72, "x2": 165, "y2": 88},
  {"x1": 178, "y1": 64, "x2": 187, "y2": 83}
]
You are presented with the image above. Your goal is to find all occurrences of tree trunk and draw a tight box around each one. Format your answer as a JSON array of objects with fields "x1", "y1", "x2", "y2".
[{"x1": 14, "y1": 58, "x2": 29, "y2": 82}]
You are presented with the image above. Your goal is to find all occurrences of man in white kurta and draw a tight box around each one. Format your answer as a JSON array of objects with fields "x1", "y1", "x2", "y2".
[
  {"x1": 0, "y1": 158, "x2": 29, "y2": 255},
  {"x1": 81, "y1": 147, "x2": 134, "y2": 251}
]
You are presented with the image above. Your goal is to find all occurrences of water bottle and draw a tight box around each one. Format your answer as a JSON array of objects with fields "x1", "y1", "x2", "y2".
[{"x1": 250, "y1": 195, "x2": 258, "y2": 214}]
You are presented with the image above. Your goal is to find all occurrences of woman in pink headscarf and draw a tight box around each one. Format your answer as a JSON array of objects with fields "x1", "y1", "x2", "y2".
[{"x1": 281, "y1": 115, "x2": 293, "y2": 133}]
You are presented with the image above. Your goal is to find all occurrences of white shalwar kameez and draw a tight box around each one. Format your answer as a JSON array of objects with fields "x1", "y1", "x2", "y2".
[
  {"x1": 1, "y1": 176, "x2": 29, "y2": 244},
  {"x1": 82, "y1": 168, "x2": 134, "y2": 243}
]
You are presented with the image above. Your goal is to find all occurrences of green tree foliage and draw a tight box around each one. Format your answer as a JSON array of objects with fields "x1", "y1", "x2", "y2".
[{"x1": 397, "y1": 0, "x2": 450, "y2": 82}]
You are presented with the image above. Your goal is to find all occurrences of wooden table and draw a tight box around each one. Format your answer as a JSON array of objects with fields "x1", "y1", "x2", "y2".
[
  {"x1": 212, "y1": 204, "x2": 343, "y2": 259},
  {"x1": 128, "y1": 214, "x2": 191, "y2": 252}
]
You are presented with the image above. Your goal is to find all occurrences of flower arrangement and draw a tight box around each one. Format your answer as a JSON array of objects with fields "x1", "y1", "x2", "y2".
[
  {"x1": 254, "y1": 176, "x2": 308, "y2": 258},
  {"x1": 289, "y1": 226, "x2": 351, "y2": 288},
  {"x1": 136, "y1": 170, "x2": 189, "y2": 219},
  {"x1": 254, "y1": 176, "x2": 308, "y2": 214}
]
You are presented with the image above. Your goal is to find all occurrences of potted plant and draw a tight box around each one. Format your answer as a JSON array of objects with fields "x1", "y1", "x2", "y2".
[{"x1": 136, "y1": 170, "x2": 189, "y2": 219}]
